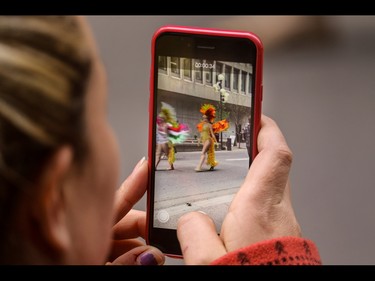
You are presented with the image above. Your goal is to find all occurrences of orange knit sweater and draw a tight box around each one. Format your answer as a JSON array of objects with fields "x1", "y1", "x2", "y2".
[{"x1": 210, "y1": 236, "x2": 321, "y2": 265}]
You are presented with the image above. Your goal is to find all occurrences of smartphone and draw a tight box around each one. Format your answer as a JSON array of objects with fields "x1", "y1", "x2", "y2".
[{"x1": 146, "y1": 25, "x2": 263, "y2": 257}]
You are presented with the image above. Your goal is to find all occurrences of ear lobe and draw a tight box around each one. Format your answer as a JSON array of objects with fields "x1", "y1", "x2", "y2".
[{"x1": 31, "y1": 145, "x2": 74, "y2": 260}]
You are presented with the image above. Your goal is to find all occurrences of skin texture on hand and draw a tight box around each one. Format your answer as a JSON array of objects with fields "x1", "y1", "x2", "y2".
[
  {"x1": 177, "y1": 115, "x2": 301, "y2": 265},
  {"x1": 107, "y1": 158, "x2": 165, "y2": 265}
]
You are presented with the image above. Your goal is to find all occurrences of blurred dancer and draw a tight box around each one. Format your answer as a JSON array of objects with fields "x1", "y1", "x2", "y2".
[
  {"x1": 155, "y1": 115, "x2": 173, "y2": 170},
  {"x1": 155, "y1": 102, "x2": 189, "y2": 170}
]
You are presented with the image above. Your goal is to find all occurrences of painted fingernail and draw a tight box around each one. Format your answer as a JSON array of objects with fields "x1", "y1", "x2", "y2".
[{"x1": 138, "y1": 252, "x2": 158, "y2": 266}]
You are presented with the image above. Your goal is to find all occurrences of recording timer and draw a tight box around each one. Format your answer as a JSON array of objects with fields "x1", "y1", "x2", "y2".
[{"x1": 194, "y1": 61, "x2": 215, "y2": 69}]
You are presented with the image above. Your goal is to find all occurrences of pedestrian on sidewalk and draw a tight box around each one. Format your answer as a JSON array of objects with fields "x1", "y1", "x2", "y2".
[{"x1": 244, "y1": 116, "x2": 252, "y2": 157}]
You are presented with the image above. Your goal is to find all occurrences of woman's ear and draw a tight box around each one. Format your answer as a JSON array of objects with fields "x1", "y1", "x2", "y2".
[{"x1": 29, "y1": 145, "x2": 74, "y2": 261}]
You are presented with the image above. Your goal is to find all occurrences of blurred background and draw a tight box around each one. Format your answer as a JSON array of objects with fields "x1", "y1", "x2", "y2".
[{"x1": 88, "y1": 16, "x2": 375, "y2": 265}]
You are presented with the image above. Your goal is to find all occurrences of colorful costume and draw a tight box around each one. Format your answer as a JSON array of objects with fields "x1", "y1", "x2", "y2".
[
  {"x1": 196, "y1": 104, "x2": 229, "y2": 168},
  {"x1": 158, "y1": 102, "x2": 189, "y2": 165}
]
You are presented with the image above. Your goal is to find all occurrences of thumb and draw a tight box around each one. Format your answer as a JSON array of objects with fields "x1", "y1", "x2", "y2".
[
  {"x1": 177, "y1": 211, "x2": 226, "y2": 265},
  {"x1": 242, "y1": 115, "x2": 293, "y2": 206}
]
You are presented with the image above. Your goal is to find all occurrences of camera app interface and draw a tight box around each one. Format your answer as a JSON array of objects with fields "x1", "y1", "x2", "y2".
[{"x1": 153, "y1": 56, "x2": 254, "y2": 232}]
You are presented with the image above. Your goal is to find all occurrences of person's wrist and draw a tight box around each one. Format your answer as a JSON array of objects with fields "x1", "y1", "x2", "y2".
[{"x1": 210, "y1": 236, "x2": 321, "y2": 265}]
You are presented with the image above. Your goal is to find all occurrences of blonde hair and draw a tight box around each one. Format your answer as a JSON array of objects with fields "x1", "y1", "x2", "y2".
[{"x1": 0, "y1": 16, "x2": 92, "y2": 260}]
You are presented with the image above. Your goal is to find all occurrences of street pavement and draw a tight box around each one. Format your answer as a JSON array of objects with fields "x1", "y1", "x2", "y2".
[{"x1": 153, "y1": 144, "x2": 250, "y2": 232}]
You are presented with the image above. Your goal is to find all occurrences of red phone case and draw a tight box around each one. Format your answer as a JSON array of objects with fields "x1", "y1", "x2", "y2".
[{"x1": 147, "y1": 25, "x2": 263, "y2": 258}]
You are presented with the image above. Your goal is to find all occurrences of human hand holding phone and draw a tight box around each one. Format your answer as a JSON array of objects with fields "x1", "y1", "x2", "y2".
[
  {"x1": 177, "y1": 115, "x2": 301, "y2": 264},
  {"x1": 106, "y1": 158, "x2": 165, "y2": 265}
]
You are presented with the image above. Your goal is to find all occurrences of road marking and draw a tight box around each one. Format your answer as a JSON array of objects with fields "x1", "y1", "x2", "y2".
[
  {"x1": 155, "y1": 193, "x2": 236, "y2": 221},
  {"x1": 225, "y1": 158, "x2": 249, "y2": 161}
]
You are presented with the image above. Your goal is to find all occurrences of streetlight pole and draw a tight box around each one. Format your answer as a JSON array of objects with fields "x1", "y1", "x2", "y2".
[
  {"x1": 214, "y1": 73, "x2": 227, "y2": 150},
  {"x1": 218, "y1": 76, "x2": 224, "y2": 150}
]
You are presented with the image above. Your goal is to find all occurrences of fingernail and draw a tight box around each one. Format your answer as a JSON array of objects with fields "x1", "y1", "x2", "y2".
[
  {"x1": 197, "y1": 210, "x2": 207, "y2": 215},
  {"x1": 133, "y1": 156, "x2": 146, "y2": 172},
  {"x1": 137, "y1": 252, "x2": 158, "y2": 266}
]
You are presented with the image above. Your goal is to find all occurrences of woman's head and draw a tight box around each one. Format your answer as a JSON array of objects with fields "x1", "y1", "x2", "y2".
[{"x1": 0, "y1": 16, "x2": 119, "y2": 264}]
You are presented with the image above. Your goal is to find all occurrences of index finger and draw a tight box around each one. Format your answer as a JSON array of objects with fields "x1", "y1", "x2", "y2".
[
  {"x1": 112, "y1": 209, "x2": 146, "y2": 240},
  {"x1": 113, "y1": 157, "x2": 148, "y2": 223}
]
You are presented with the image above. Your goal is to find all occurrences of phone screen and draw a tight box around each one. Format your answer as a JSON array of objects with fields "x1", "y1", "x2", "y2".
[{"x1": 148, "y1": 29, "x2": 262, "y2": 256}]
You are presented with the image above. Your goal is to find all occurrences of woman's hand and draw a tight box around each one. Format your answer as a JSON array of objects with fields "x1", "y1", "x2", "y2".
[
  {"x1": 177, "y1": 115, "x2": 301, "y2": 264},
  {"x1": 106, "y1": 158, "x2": 165, "y2": 265}
]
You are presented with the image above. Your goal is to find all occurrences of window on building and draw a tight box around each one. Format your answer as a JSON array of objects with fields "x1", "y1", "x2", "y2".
[
  {"x1": 158, "y1": 56, "x2": 167, "y2": 73},
  {"x1": 183, "y1": 58, "x2": 192, "y2": 80},
  {"x1": 233, "y1": 68, "x2": 239, "y2": 92},
  {"x1": 204, "y1": 60, "x2": 213, "y2": 85},
  {"x1": 224, "y1": 65, "x2": 231, "y2": 90},
  {"x1": 241, "y1": 71, "x2": 247, "y2": 93},
  {"x1": 170, "y1": 57, "x2": 180, "y2": 77},
  {"x1": 215, "y1": 62, "x2": 223, "y2": 85},
  {"x1": 195, "y1": 59, "x2": 203, "y2": 83},
  {"x1": 248, "y1": 73, "x2": 253, "y2": 95}
]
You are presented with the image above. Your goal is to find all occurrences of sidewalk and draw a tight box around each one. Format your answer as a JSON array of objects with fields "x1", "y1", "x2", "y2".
[{"x1": 174, "y1": 139, "x2": 248, "y2": 153}]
